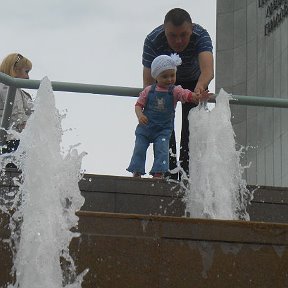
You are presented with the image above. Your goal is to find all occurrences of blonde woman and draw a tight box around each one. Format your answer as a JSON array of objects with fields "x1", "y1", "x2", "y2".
[{"x1": 0, "y1": 53, "x2": 33, "y2": 153}]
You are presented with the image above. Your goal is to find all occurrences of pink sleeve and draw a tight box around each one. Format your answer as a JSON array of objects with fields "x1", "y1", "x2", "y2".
[
  {"x1": 135, "y1": 86, "x2": 151, "y2": 108},
  {"x1": 173, "y1": 85, "x2": 194, "y2": 104}
]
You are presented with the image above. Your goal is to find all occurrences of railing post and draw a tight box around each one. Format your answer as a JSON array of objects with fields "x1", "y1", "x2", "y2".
[{"x1": 0, "y1": 86, "x2": 17, "y2": 146}]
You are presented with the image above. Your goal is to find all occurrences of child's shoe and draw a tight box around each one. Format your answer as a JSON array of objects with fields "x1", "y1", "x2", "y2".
[
  {"x1": 152, "y1": 172, "x2": 164, "y2": 179},
  {"x1": 133, "y1": 172, "x2": 142, "y2": 178}
]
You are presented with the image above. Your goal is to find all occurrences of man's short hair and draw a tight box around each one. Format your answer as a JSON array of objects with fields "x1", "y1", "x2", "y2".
[{"x1": 164, "y1": 8, "x2": 192, "y2": 26}]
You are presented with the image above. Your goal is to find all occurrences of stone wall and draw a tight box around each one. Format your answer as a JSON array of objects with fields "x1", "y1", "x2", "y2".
[{"x1": 216, "y1": 0, "x2": 288, "y2": 186}]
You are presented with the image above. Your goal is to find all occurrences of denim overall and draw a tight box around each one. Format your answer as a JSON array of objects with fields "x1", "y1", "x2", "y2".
[{"x1": 127, "y1": 84, "x2": 175, "y2": 175}]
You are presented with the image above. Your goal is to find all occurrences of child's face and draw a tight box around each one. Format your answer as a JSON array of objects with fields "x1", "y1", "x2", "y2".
[{"x1": 156, "y1": 69, "x2": 176, "y2": 87}]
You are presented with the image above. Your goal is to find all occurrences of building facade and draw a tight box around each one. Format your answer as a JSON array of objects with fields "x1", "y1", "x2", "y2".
[{"x1": 216, "y1": 0, "x2": 288, "y2": 186}]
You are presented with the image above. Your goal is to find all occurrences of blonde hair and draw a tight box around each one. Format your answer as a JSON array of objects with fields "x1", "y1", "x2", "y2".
[{"x1": 0, "y1": 53, "x2": 32, "y2": 77}]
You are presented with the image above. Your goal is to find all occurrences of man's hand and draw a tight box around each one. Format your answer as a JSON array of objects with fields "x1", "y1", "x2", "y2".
[
  {"x1": 192, "y1": 90, "x2": 214, "y2": 103},
  {"x1": 194, "y1": 85, "x2": 206, "y2": 96}
]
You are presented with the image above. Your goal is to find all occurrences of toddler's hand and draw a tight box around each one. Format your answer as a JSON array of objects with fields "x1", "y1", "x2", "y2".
[
  {"x1": 193, "y1": 90, "x2": 213, "y2": 103},
  {"x1": 138, "y1": 114, "x2": 148, "y2": 125}
]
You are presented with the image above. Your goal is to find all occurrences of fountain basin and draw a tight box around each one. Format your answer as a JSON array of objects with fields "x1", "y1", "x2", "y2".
[
  {"x1": 1, "y1": 210, "x2": 288, "y2": 287},
  {"x1": 1, "y1": 171, "x2": 288, "y2": 287}
]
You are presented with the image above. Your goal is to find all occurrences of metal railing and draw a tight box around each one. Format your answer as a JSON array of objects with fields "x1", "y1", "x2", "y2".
[{"x1": 1, "y1": 71, "x2": 288, "y2": 144}]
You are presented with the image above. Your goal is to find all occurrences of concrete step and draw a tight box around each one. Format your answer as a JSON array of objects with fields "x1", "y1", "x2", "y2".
[
  {"x1": 1, "y1": 210, "x2": 288, "y2": 287},
  {"x1": 79, "y1": 174, "x2": 288, "y2": 223},
  {"x1": 70, "y1": 211, "x2": 288, "y2": 287},
  {"x1": 1, "y1": 169, "x2": 288, "y2": 223}
]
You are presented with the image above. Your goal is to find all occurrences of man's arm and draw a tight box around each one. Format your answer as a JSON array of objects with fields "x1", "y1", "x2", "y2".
[
  {"x1": 143, "y1": 67, "x2": 155, "y2": 88},
  {"x1": 194, "y1": 51, "x2": 214, "y2": 94}
]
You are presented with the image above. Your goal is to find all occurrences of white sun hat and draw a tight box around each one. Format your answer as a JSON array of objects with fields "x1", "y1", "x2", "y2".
[{"x1": 151, "y1": 53, "x2": 182, "y2": 79}]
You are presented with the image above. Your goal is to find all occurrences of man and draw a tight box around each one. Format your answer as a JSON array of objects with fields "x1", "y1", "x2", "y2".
[{"x1": 142, "y1": 7, "x2": 214, "y2": 180}]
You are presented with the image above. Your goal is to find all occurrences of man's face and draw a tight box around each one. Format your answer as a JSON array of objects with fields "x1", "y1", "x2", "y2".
[{"x1": 164, "y1": 21, "x2": 193, "y2": 52}]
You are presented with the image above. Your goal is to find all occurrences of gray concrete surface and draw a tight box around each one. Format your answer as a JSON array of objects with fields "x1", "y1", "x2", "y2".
[{"x1": 216, "y1": 0, "x2": 288, "y2": 187}]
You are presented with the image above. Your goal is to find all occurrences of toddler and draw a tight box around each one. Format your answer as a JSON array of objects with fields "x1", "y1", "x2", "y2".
[{"x1": 127, "y1": 53, "x2": 211, "y2": 178}]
